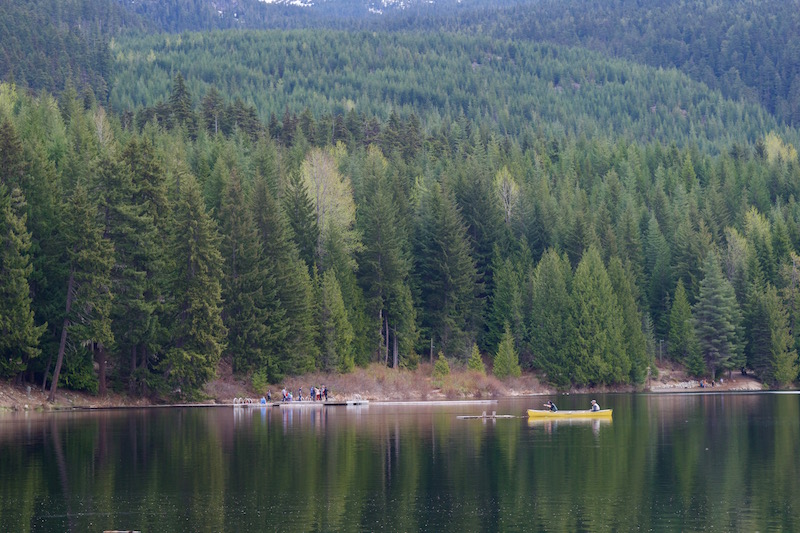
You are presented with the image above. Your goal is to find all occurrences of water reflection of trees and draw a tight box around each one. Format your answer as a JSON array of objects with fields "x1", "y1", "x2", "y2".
[{"x1": 0, "y1": 396, "x2": 798, "y2": 531}]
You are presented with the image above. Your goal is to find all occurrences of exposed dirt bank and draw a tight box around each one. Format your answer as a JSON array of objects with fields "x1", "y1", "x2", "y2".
[{"x1": 0, "y1": 361, "x2": 767, "y2": 412}]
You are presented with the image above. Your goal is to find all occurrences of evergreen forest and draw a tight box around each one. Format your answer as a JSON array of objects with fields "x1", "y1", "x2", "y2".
[{"x1": 3, "y1": 0, "x2": 800, "y2": 398}]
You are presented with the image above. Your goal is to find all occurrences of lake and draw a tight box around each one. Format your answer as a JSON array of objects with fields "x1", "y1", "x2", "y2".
[{"x1": 1, "y1": 393, "x2": 798, "y2": 532}]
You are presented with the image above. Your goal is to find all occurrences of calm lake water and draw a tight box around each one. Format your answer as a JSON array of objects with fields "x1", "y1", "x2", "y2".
[{"x1": 1, "y1": 393, "x2": 799, "y2": 532}]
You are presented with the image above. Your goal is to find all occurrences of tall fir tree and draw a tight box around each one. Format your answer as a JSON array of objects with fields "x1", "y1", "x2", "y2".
[
  {"x1": 169, "y1": 72, "x2": 196, "y2": 136},
  {"x1": 118, "y1": 136, "x2": 169, "y2": 394},
  {"x1": 668, "y1": 279, "x2": 702, "y2": 373},
  {"x1": 219, "y1": 169, "x2": 286, "y2": 379},
  {"x1": 414, "y1": 181, "x2": 482, "y2": 359},
  {"x1": 571, "y1": 246, "x2": 629, "y2": 385},
  {"x1": 357, "y1": 147, "x2": 417, "y2": 367},
  {"x1": 485, "y1": 252, "x2": 524, "y2": 356},
  {"x1": 645, "y1": 214, "x2": 673, "y2": 338},
  {"x1": 0, "y1": 184, "x2": 45, "y2": 378},
  {"x1": 160, "y1": 174, "x2": 226, "y2": 397},
  {"x1": 608, "y1": 256, "x2": 650, "y2": 383},
  {"x1": 48, "y1": 184, "x2": 114, "y2": 401},
  {"x1": 530, "y1": 249, "x2": 574, "y2": 388},
  {"x1": 283, "y1": 170, "x2": 319, "y2": 272},
  {"x1": 749, "y1": 283, "x2": 798, "y2": 386},
  {"x1": 694, "y1": 252, "x2": 744, "y2": 379},
  {"x1": 252, "y1": 174, "x2": 317, "y2": 376},
  {"x1": 317, "y1": 269, "x2": 355, "y2": 373}
]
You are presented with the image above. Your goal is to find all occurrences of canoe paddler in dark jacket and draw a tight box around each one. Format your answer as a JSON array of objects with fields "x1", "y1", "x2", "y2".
[
  {"x1": 544, "y1": 400, "x2": 558, "y2": 412},
  {"x1": 590, "y1": 399, "x2": 600, "y2": 412}
]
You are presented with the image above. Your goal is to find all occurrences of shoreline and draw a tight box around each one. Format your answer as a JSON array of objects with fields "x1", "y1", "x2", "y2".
[{"x1": 0, "y1": 363, "x2": 767, "y2": 412}]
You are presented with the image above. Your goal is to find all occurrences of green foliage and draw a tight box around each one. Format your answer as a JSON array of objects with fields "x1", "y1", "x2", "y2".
[
  {"x1": 219, "y1": 169, "x2": 282, "y2": 378},
  {"x1": 608, "y1": 257, "x2": 650, "y2": 384},
  {"x1": 7, "y1": 73, "x2": 800, "y2": 394},
  {"x1": 414, "y1": 182, "x2": 482, "y2": 359},
  {"x1": 49, "y1": 183, "x2": 115, "y2": 400},
  {"x1": 252, "y1": 173, "x2": 318, "y2": 376},
  {"x1": 111, "y1": 29, "x2": 790, "y2": 153},
  {"x1": 432, "y1": 351, "x2": 450, "y2": 383},
  {"x1": 668, "y1": 280, "x2": 700, "y2": 366},
  {"x1": 467, "y1": 343, "x2": 485, "y2": 375},
  {"x1": 493, "y1": 324, "x2": 521, "y2": 379},
  {"x1": 160, "y1": 174, "x2": 226, "y2": 395},
  {"x1": 251, "y1": 367, "x2": 271, "y2": 394},
  {"x1": 529, "y1": 249, "x2": 574, "y2": 388},
  {"x1": 0, "y1": 184, "x2": 45, "y2": 377},
  {"x1": 749, "y1": 283, "x2": 799, "y2": 387},
  {"x1": 318, "y1": 270, "x2": 355, "y2": 374},
  {"x1": 571, "y1": 246, "x2": 629, "y2": 386},
  {"x1": 356, "y1": 146, "x2": 417, "y2": 366},
  {"x1": 694, "y1": 252, "x2": 744, "y2": 379}
]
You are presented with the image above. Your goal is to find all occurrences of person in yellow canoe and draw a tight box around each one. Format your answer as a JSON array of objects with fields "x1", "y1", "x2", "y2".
[
  {"x1": 590, "y1": 399, "x2": 600, "y2": 412},
  {"x1": 543, "y1": 400, "x2": 557, "y2": 412}
]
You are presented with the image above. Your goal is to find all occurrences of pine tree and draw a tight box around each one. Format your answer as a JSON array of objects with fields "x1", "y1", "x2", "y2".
[
  {"x1": 571, "y1": 246, "x2": 629, "y2": 385},
  {"x1": 608, "y1": 257, "x2": 650, "y2": 383},
  {"x1": 668, "y1": 279, "x2": 701, "y2": 367},
  {"x1": 432, "y1": 351, "x2": 450, "y2": 384},
  {"x1": 284, "y1": 170, "x2": 319, "y2": 271},
  {"x1": 252, "y1": 174, "x2": 317, "y2": 376},
  {"x1": 200, "y1": 87, "x2": 228, "y2": 136},
  {"x1": 169, "y1": 72, "x2": 196, "y2": 135},
  {"x1": 48, "y1": 184, "x2": 114, "y2": 402},
  {"x1": 467, "y1": 343, "x2": 485, "y2": 375},
  {"x1": 749, "y1": 282, "x2": 799, "y2": 386},
  {"x1": 485, "y1": 252, "x2": 524, "y2": 354},
  {"x1": 117, "y1": 136, "x2": 169, "y2": 394},
  {"x1": 493, "y1": 324, "x2": 521, "y2": 379},
  {"x1": 0, "y1": 119, "x2": 26, "y2": 191},
  {"x1": 0, "y1": 185, "x2": 45, "y2": 378},
  {"x1": 318, "y1": 270, "x2": 355, "y2": 373},
  {"x1": 160, "y1": 174, "x2": 226, "y2": 397},
  {"x1": 694, "y1": 252, "x2": 744, "y2": 379},
  {"x1": 219, "y1": 169, "x2": 285, "y2": 378},
  {"x1": 414, "y1": 182, "x2": 482, "y2": 359},
  {"x1": 530, "y1": 249, "x2": 574, "y2": 388},
  {"x1": 357, "y1": 147, "x2": 417, "y2": 367},
  {"x1": 645, "y1": 214, "x2": 673, "y2": 337}
]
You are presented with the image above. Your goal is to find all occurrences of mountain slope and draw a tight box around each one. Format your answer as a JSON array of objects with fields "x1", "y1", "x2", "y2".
[{"x1": 110, "y1": 29, "x2": 794, "y2": 152}]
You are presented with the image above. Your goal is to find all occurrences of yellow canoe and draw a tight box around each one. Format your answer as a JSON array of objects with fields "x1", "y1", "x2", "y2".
[{"x1": 527, "y1": 408, "x2": 613, "y2": 419}]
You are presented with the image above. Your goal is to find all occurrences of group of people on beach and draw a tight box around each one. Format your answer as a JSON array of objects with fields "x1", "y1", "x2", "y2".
[{"x1": 275, "y1": 385, "x2": 328, "y2": 402}]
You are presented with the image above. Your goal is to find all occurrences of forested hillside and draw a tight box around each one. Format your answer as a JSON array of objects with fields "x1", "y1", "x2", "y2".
[
  {"x1": 0, "y1": 0, "x2": 146, "y2": 101},
  {"x1": 402, "y1": 0, "x2": 800, "y2": 127},
  {"x1": 2, "y1": 76, "x2": 800, "y2": 399},
  {"x1": 3, "y1": 0, "x2": 800, "y2": 399},
  {"x1": 6, "y1": 0, "x2": 800, "y2": 130},
  {"x1": 109, "y1": 30, "x2": 791, "y2": 153}
]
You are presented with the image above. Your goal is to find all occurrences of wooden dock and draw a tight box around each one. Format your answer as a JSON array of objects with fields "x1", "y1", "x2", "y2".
[
  {"x1": 457, "y1": 411, "x2": 519, "y2": 420},
  {"x1": 232, "y1": 399, "x2": 369, "y2": 408}
]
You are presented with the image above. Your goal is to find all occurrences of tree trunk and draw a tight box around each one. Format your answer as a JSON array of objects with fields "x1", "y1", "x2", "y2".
[
  {"x1": 96, "y1": 343, "x2": 107, "y2": 396},
  {"x1": 392, "y1": 324, "x2": 398, "y2": 369},
  {"x1": 48, "y1": 270, "x2": 75, "y2": 403},
  {"x1": 41, "y1": 353, "x2": 52, "y2": 392},
  {"x1": 384, "y1": 315, "x2": 390, "y2": 366},
  {"x1": 129, "y1": 344, "x2": 137, "y2": 395}
]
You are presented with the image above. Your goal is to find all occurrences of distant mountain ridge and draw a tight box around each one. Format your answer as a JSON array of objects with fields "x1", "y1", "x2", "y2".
[{"x1": 115, "y1": 0, "x2": 508, "y2": 28}]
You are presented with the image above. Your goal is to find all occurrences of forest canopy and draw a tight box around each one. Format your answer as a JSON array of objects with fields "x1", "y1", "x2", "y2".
[{"x1": 3, "y1": 0, "x2": 800, "y2": 397}]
